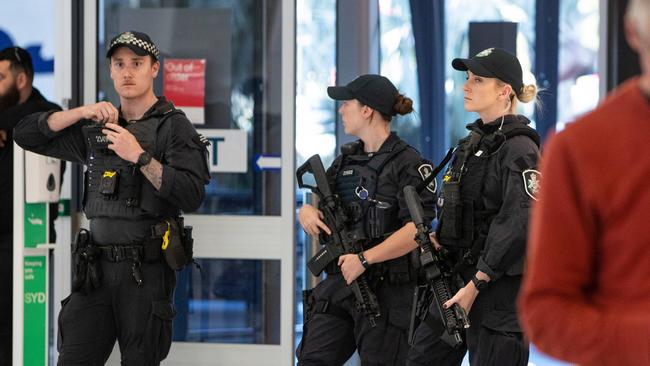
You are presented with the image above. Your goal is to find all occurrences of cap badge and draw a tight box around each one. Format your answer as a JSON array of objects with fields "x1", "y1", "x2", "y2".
[
  {"x1": 116, "y1": 32, "x2": 137, "y2": 43},
  {"x1": 476, "y1": 48, "x2": 494, "y2": 57}
]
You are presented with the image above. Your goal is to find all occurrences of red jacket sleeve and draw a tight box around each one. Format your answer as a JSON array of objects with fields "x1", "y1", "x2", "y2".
[{"x1": 519, "y1": 132, "x2": 650, "y2": 366}]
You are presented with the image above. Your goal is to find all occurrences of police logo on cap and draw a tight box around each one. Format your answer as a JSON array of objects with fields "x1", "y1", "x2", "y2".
[
  {"x1": 476, "y1": 48, "x2": 494, "y2": 57},
  {"x1": 418, "y1": 164, "x2": 437, "y2": 194},
  {"x1": 116, "y1": 31, "x2": 137, "y2": 43},
  {"x1": 107, "y1": 31, "x2": 160, "y2": 59},
  {"x1": 523, "y1": 169, "x2": 541, "y2": 200}
]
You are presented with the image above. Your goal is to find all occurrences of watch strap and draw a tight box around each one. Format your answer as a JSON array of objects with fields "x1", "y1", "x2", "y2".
[
  {"x1": 358, "y1": 252, "x2": 370, "y2": 269},
  {"x1": 471, "y1": 275, "x2": 487, "y2": 291}
]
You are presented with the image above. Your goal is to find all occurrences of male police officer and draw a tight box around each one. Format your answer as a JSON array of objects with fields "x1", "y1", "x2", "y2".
[{"x1": 14, "y1": 31, "x2": 210, "y2": 365}]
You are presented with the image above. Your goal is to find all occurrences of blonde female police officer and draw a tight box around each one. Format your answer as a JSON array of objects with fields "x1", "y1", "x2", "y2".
[
  {"x1": 406, "y1": 48, "x2": 541, "y2": 366},
  {"x1": 296, "y1": 74, "x2": 437, "y2": 366},
  {"x1": 15, "y1": 31, "x2": 210, "y2": 365}
]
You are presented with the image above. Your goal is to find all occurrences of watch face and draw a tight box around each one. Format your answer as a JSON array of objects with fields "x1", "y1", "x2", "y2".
[
  {"x1": 472, "y1": 276, "x2": 487, "y2": 291},
  {"x1": 138, "y1": 152, "x2": 152, "y2": 166}
]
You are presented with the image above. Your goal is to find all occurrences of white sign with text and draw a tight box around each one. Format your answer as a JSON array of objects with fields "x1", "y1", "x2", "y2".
[{"x1": 198, "y1": 129, "x2": 248, "y2": 173}]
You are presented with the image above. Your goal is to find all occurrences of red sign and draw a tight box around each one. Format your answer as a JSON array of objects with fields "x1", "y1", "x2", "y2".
[{"x1": 163, "y1": 58, "x2": 206, "y2": 124}]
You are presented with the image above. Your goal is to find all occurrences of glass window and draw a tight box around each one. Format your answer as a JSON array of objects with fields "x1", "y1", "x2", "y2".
[
  {"x1": 294, "y1": 0, "x2": 337, "y2": 356},
  {"x1": 556, "y1": 0, "x2": 599, "y2": 131},
  {"x1": 379, "y1": 0, "x2": 422, "y2": 152},
  {"x1": 445, "y1": 0, "x2": 536, "y2": 145},
  {"x1": 173, "y1": 258, "x2": 281, "y2": 344},
  {"x1": 295, "y1": 0, "x2": 338, "y2": 170},
  {"x1": 98, "y1": 0, "x2": 282, "y2": 216}
]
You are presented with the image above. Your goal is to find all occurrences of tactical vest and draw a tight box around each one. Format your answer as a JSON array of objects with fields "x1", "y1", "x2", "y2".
[
  {"x1": 329, "y1": 138, "x2": 408, "y2": 247},
  {"x1": 437, "y1": 120, "x2": 540, "y2": 260},
  {"x1": 81, "y1": 110, "x2": 183, "y2": 220}
]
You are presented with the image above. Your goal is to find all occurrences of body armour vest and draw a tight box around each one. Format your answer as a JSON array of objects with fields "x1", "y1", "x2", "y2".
[
  {"x1": 329, "y1": 139, "x2": 408, "y2": 247},
  {"x1": 437, "y1": 118, "x2": 540, "y2": 253},
  {"x1": 81, "y1": 111, "x2": 183, "y2": 220}
]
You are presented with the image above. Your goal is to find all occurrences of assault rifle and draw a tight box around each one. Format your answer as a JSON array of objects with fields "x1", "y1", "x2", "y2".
[
  {"x1": 403, "y1": 185, "x2": 470, "y2": 348},
  {"x1": 297, "y1": 154, "x2": 381, "y2": 327}
]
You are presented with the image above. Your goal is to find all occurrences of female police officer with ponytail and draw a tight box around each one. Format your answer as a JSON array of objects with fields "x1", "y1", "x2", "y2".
[
  {"x1": 406, "y1": 48, "x2": 541, "y2": 366},
  {"x1": 296, "y1": 74, "x2": 437, "y2": 366}
]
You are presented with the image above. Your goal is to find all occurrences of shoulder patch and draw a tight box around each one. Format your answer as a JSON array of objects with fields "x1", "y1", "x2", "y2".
[
  {"x1": 418, "y1": 164, "x2": 437, "y2": 193},
  {"x1": 193, "y1": 134, "x2": 210, "y2": 148},
  {"x1": 522, "y1": 169, "x2": 541, "y2": 200}
]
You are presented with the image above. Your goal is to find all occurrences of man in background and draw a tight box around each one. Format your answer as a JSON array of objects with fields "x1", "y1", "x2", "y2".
[
  {"x1": 0, "y1": 46, "x2": 61, "y2": 365},
  {"x1": 519, "y1": 1, "x2": 650, "y2": 365}
]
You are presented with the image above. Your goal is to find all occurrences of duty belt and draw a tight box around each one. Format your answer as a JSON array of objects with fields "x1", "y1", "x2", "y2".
[{"x1": 97, "y1": 239, "x2": 163, "y2": 263}]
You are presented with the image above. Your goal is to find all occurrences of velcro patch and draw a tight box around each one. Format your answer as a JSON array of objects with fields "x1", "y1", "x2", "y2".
[
  {"x1": 522, "y1": 169, "x2": 541, "y2": 200},
  {"x1": 418, "y1": 164, "x2": 437, "y2": 193}
]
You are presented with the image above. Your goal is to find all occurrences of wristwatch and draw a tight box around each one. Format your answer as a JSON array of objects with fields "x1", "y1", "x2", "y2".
[
  {"x1": 136, "y1": 151, "x2": 152, "y2": 167},
  {"x1": 471, "y1": 275, "x2": 488, "y2": 292},
  {"x1": 358, "y1": 252, "x2": 370, "y2": 269}
]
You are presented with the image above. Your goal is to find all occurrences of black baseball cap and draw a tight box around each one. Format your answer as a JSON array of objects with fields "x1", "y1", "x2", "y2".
[
  {"x1": 0, "y1": 46, "x2": 34, "y2": 79},
  {"x1": 452, "y1": 47, "x2": 523, "y2": 94},
  {"x1": 106, "y1": 31, "x2": 160, "y2": 60},
  {"x1": 327, "y1": 74, "x2": 398, "y2": 116}
]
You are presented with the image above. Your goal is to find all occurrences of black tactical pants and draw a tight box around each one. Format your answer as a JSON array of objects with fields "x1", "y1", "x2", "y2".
[
  {"x1": 57, "y1": 258, "x2": 176, "y2": 366},
  {"x1": 406, "y1": 275, "x2": 529, "y2": 366},
  {"x1": 296, "y1": 273, "x2": 415, "y2": 366}
]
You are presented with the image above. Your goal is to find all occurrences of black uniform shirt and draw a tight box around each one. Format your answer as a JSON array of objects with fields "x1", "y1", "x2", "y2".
[
  {"x1": 327, "y1": 132, "x2": 438, "y2": 226},
  {"x1": 14, "y1": 97, "x2": 210, "y2": 243},
  {"x1": 456, "y1": 115, "x2": 540, "y2": 280},
  {"x1": 0, "y1": 88, "x2": 61, "y2": 236}
]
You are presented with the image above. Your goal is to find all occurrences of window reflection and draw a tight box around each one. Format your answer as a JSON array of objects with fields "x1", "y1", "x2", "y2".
[
  {"x1": 556, "y1": 0, "x2": 599, "y2": 131},
  {"x1": 173, "y1": 258, "x2": 281, "y2": 344},
  {"x1": 294, "y1": 0, "x2": 337, "y2": 358},
  {"x1": 379, "y1": 0, "x2": 422, "y2": 152}
]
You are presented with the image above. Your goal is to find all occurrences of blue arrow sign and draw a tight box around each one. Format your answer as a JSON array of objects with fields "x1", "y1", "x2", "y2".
[{"x1": 254, "y1": 154, "x2": 281, "y2": 171}]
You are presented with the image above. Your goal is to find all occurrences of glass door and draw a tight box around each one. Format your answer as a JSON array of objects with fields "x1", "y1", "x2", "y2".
[{"x1": 88, "y1": 0, "x2": 296, "y2": 364}]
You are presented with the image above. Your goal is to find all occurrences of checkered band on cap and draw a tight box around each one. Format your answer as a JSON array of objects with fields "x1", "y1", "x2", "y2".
[{"x1": 110, "y1": 31, "x2": 160, "y2": 58}]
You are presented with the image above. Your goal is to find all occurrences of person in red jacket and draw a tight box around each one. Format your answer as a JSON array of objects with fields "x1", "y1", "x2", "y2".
[{"x1": 519, "y1": 1, "x2": 650, "y2": 365}]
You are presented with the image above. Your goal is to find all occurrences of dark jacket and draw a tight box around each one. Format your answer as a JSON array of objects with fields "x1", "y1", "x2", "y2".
[
  {"x1": 439, "y1": 114, "x2": 540, "y2": 280},
  {"x1": 0, "y1": 88, "x2": 60, "y2": 236}
]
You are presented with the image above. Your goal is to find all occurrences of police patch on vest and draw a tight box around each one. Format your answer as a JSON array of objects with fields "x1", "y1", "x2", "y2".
[
  {"x1": 522, "y1": 169, "x2": 541, "y2": 200},
  {"x1": 418, "y1": 164, "x2": 437, "y2": 193}
]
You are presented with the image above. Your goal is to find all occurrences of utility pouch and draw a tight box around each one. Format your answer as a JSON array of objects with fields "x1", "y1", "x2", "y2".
[
  {"x1": 155, "y1": 218, "x2": 190, "y2": 271},
  {"x1": 71, "y1": 229, "x2": 103, "y2": 294},
  {"x1": 100, "y1": 170, "x2": 119, "y2": 196},
  {"x1": 71, "y1": 229, "x2": 89, "y2": 293},
  {"x1": 181, "y1": 225, "x2": 194, "y2": 263},
  {"x1": 367, "y1": 201, "x2": 395, "y2": 239},
  {"x1": 439, "y1": 181, "x2": 462, "y2": 241},
  {"x1": 302, "y1": 289, "x2": 315, "y2": 324}
]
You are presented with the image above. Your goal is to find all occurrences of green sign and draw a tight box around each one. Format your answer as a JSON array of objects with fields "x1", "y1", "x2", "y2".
[
  {"x1": 58, "y1": 198, "x2": 71, "y2": 217},
  {"x1": 24, "y1": 203, "x2": 47, "y2": 248},
  {"x1": 24, "y1": 256, "x2": 47, "y2": 366}
]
